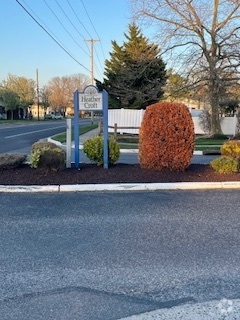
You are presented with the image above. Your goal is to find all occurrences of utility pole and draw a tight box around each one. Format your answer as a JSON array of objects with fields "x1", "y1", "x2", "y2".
[
  {"x1": 36, "y1": 68, "x2": 40, "y2": 121},
  {"x1": 85, "y1": 39, "x2": 100, "y2": 123},
  {"x1": 84, "y1": 39, "x2": 100, "y2": 85}
]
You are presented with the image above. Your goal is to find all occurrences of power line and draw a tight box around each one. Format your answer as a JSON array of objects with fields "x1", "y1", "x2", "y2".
[
  {"x1": 54, "y1": 0, "x2": 90, "y2": 53},
  {"x1": 66, "y1": 0, "x2": 92, "y2": 39},
  {"x1": 80, "y1": 1, "x2": 100, "y2": 43},
  {"x1": 93, "y1": 60, "x2": 104, "y2": 80},
  {"x1": 80, "y1": 0, "x2": 106, "y2": 62},
  {"x1": 16, "y1": 0, "x2": 90, "y2": 73},
  {"x1": 21, "y1": 0, "x2": 65, "y2": 49},
  {"x1": 43, "y1": 0, "x2": 89, "y2": 56},
  {"x1": 54, "y1": 0, "x2": 85, "y2": 41},
  {"x1": 94, "y1": 47, "x2": 105, "y2": 77}
]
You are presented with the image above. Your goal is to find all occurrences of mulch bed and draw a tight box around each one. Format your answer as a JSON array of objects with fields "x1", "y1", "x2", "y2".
[{"x1": 0, "y1": 164, "x2": 240, "y2": 185}]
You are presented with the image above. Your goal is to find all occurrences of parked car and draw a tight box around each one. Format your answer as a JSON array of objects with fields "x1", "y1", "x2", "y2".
[
  {"x1": 54, "y1": 114, "x2": 63, "y2": 119},
  {"x1": 44, "y1": 113, "x2": 53, "y2": 119}
]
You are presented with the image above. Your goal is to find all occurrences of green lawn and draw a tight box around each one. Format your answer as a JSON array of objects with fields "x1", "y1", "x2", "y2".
[
  {"x1": 0, "y1": 118, "x2": 62, "y2": 125},
  {"x1": 51, "y1": 129, "x2": 226, "y2": 151},
  {"x1": 116, "y1": 135, "x2": 225, "y2": 150},
  {"x1": 0, "y1": 119, "x2": 39, "y2": 124},
  {"x1": 194, "y1": 139, "x2": 226, "y2": 145},
  {"x1": 52, "y1": 124, "x2": 98, "y2": 143},
  {"x1": 194, "y1": 138, "x2": 225, "y2": 151}
]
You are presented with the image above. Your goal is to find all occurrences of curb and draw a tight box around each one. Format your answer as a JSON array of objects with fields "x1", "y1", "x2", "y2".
[
  {"x1": 1, "y1": 181, "x2": 240, "y2": 193},
  {"x1": 0, "y1": 185, "x2": 60, "y2": 193},
  {"x1": 60, "y1": 181, "x2": 240, "y2": 191}
]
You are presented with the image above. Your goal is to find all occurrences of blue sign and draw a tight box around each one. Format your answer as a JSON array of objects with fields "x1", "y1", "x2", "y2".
[{"x1": 73, "y1": 86, "x2": 108, "y2": 169}]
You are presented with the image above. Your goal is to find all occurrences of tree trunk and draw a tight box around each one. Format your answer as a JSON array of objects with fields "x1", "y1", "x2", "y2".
[{"x1": 209, "y1": 81, "x2": 222, "y2": 135}]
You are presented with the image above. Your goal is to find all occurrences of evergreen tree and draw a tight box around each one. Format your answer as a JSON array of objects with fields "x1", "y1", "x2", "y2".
[
  {"x1": 96, "y1": 23, "x2": 167, "y2": 109},
  {"x1": 163, "y1": 69, "x2": 190, "y2": 102}
]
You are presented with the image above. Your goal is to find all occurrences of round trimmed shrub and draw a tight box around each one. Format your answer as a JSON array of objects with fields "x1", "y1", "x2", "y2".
[
  {"x1": 83, "y1": 136, "x2": 120, "y2": 166},
  {"x1": 221, "y1": 140, "x2": 240, "y2": 158},
  {"x1": 139, "y1": 102, "x2": 195, "y2": 171},
  {"x1": 210, "y1": 156, "x2": 239, "y2": 174}
]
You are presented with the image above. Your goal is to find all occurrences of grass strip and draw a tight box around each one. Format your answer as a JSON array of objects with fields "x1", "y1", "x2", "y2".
[
  {"x1": 52, "y1": 129, "x2": 225, "y2": 151},
  {"x1": 194, "y1": 139, "x2": 226, "y2": 145},
  {"x1": 52, "y1": 124, "x2": 98, "y2": 143},
  {"x1": 195, "y1": 146, "x2": 221, "y2": 151},
  {"x1": 118, "y1": 143, "x2": 139, "y2": 149},
  {"x1": 0, "y1": 119, "x2": 39, "y2": 124}
]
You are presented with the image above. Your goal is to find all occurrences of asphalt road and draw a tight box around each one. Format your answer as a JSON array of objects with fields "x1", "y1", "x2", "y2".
[
  {"x1": 0, "y1": 119, "x2": 96, "y2": 154},
  {"x1": 0, "y1": 190, "x2": 240, "y2": 320}
]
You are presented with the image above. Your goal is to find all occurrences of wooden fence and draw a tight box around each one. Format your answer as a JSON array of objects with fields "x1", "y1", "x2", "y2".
[{"x1": 108, "y1": 124, "x2": 140, "y2": 139}]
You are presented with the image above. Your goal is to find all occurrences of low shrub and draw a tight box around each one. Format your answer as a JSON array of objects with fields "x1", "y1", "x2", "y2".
[
  {"x1": 221, "y1": 140, "x2": 240, "y2": 158},
  {"x1": 30, "y1": 141, "x2": 65, "y2": 171},
  {"x1": 30, "y1": 150, "x2": 41, "y2": 169},
  {"x1": 0, "y1": 153, "x2": 27, "y2": 169},
  {"x1": 210, "y1": 156, "x2": 240, "y2": 174},
  {"x1": 109, "y1": 138, "x2": 121, "y2": 164},
  {"x1": 83, "y1": 136, "x2": 120, "y2": 165},
  {"x1": 31, "y1": 141, "x2": 60, "y2": 153}
]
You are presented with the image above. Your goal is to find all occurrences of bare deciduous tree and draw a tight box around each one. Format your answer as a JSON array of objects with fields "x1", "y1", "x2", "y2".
[
  {"x1": 131, "y1": 0, "x2": 240, "y2": 135},
  {"x1": 47, "y1": 74, "x2": 89, "y2": 115},
  {"x1": 40, "y1": 86, "x2": 51, "y2": 114}
]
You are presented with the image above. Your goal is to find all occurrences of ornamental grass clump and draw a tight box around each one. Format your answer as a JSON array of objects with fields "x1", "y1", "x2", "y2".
[
  {"x1": 30, "y1": 141, "x2": 66, "y2": 172},
  {"x1": 139, "y1": 102, "x2": 195, "y2": 171},
  {"x1": 83, "y1": 136, "x2": 120, "y2": 166},
  {"x1": 211, "y1": 140, "x2": 240, "y2": 174},
  {"x1": 0, "y1": 153, "x2": 27, "y2": 169}
]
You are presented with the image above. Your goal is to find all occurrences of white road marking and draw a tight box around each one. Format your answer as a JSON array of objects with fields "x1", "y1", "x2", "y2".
[{"x1": 5, "y1": 126, "x2": 65, "y2": 138}]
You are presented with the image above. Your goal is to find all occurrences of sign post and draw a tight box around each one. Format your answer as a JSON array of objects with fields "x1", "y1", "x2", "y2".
[
  {"x1": 103, "y1": 89, "x2": 108, "y2": 169},
  {"x1": 73, "y1": 85, "x2": 108, "y2": 169},
  {"x1": 66, "y1": 118, "x2": 72, "y2": 168},
  {"x1": 74, "y1": 90, "x2": 80, "y2": 169}
]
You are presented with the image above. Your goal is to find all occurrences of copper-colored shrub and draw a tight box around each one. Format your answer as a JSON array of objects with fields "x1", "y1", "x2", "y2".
[{"x1": 139, "y1": 102, "x2": 195, "y2": 171}]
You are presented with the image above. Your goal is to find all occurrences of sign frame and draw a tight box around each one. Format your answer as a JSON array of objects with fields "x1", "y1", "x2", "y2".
[
  {"x1": 73, "y1": 85, "x2": 108, "y2": 169},
  {"x1": 79, "y1": 85, "x2": 103, "y2": 111}
]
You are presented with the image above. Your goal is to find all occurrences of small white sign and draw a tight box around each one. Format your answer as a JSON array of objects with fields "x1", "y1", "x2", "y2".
[{"x1": 79, "y1": 85, "x2": 103, "y2": 110}]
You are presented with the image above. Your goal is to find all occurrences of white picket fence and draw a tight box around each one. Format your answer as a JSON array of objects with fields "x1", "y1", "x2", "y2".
[
  {"x1": 108, "y1": 109, "x2": 145, "y2": 134},
  {"x1": 108, "y1": 108, "x2": 238, "y2": 136}
]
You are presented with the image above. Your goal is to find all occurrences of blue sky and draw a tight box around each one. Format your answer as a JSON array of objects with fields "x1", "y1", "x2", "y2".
[{"x1": 1, "y1": 0, "x2": 132, "y2": 87}]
